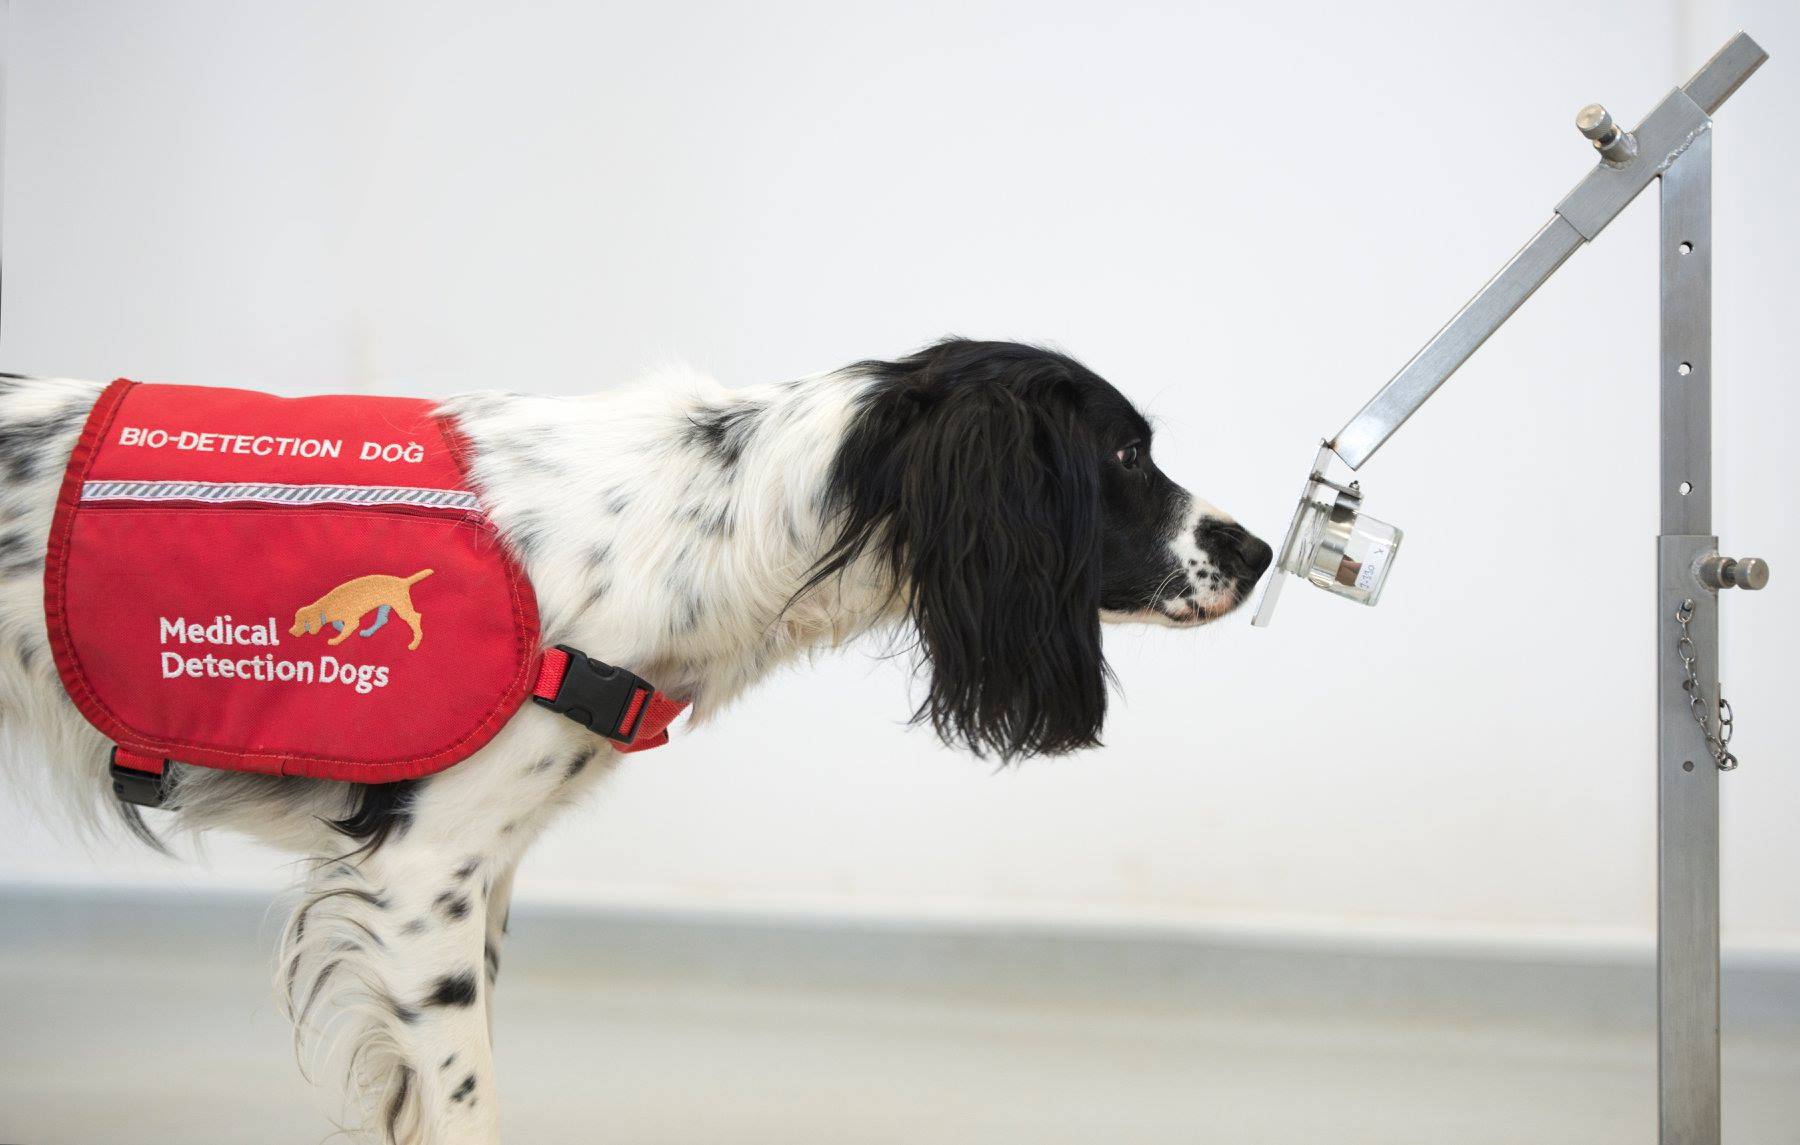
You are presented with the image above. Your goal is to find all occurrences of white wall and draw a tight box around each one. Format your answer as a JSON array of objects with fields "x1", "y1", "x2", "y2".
[{"x1": 1, "y1": 0, "x2": 1794, "y2": 951}]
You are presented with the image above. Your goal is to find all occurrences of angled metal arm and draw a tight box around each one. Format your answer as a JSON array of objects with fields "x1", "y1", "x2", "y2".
[{"x1": 1328, "y1": 32, "x2": 1767, "y2": 470}]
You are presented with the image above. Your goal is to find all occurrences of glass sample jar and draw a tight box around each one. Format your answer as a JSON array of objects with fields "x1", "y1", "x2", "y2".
[
  {"x1": 1252, "y1": 445, "x2": 1404, "y2": 627},
  {"x1": 1278, "y1": 476, "x2": 1403, "y2": 607}
]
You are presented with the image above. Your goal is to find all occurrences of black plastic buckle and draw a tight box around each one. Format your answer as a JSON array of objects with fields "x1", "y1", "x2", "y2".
[
  {"x1": 533, "y1": 645, "x2": 652, "y2": 744},
  {"x1": 108, "y1": 747, "x2": 169, "y2": 808}
]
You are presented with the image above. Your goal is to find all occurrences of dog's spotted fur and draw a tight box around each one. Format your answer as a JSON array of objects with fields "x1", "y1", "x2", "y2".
[{"x1": 0, "y1": 343, "x2": 1269, "y2": 1143}]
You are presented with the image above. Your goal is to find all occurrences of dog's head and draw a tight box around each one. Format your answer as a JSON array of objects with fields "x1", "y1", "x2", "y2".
[
  {"x1": 812, "y1": 339, "x2": 1271, "y2": 760},
  {"x1": 290, "y1": 608, "x2": 322, "y2": 638}
]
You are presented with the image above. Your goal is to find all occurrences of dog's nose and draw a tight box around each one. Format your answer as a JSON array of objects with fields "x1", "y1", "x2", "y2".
[{"x1": 1197, "y1": 520, "x2": 1274, "y2": 580}]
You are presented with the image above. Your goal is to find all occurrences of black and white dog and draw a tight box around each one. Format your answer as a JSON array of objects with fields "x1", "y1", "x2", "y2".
[{"x1": 0, "y1": 340, "x2": 1271, "y2": 1144}]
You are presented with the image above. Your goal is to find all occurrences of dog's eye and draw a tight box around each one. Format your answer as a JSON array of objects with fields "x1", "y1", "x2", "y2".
[{"x1": 1116, "y1": 444, "x2": 1141, "y2": 469}]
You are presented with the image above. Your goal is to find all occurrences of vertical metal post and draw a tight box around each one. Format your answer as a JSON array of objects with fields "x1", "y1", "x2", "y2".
[
  {"x1": 1657, "y1": 128, "x2": 1720, "y2": 1145},
  {"x1": 1, "y1": 0, "x2": 9, "y2": 343}
]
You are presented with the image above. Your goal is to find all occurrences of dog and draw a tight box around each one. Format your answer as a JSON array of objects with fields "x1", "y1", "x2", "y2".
[
  {"x1": 291, "y1": 569, "x2": 434, "y2": 649},
  {"x1": 0, "y1": 340, "x2": 1271, "y2": 1144}
]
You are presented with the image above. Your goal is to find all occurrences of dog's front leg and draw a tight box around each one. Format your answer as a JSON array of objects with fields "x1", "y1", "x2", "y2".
[
  {"x1": 283, "y1": 723, "x2": 613, "y2": 1143},
  {"x1": 382, "y1": 844, "x2": 506, "y2": 1145},
  {"x1": 287, "y1": 841, "x2": 504, "y2": 1145}
]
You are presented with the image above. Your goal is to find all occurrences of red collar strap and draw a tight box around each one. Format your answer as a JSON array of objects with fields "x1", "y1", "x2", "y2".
[{"x1": 532, "y1": 645, "x2": 687, "y2": 753}]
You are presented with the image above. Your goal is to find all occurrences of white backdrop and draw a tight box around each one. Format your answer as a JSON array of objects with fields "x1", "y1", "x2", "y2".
[{"x1": 1, "y1": 0, "x2": 1794, "y2": 953}]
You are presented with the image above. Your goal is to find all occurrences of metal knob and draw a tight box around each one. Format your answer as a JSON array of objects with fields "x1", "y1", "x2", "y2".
[
  {"x1": 1728, "y1": 557, "x2": 1771, "y2": 590},
  {"x1": 1576, "y1": 103, "x2": 1638, "y2": 165},
  {"x1": 1575, "y1": 103, "x2": 1615, "y2": 138},
  {"x1": 1697, "y1": 554, "x2": 1771, "y2": 591}
]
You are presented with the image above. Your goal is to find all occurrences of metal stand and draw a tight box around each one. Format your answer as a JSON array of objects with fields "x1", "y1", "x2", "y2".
[
  {"x1": 1255, "y1": 33, "x2": 1772, "y2": 1144},
  {"x1": 1658, "y1": 122, "x2": 1721, "y2": 1145}
]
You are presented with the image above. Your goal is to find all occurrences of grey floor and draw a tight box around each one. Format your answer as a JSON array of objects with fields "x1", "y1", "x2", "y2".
[{"x1": 3, "y1": 891, "x2": 1797, "y2": 1145}]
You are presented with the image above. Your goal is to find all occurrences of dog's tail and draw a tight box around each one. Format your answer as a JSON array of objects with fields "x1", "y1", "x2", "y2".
[{"x1": 403, "y1": 568, "x2": 434, "y2": 585}]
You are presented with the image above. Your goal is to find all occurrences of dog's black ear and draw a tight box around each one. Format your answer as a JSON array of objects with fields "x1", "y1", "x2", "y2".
[{"x1": 811, "y1": 343, "x2": 1108, "y2": 759}]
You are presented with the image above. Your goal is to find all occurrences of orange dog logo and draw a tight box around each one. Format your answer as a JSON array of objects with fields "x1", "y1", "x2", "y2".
[{"x1": 290, "y1": 569, "x2": 433, "y2": 650}]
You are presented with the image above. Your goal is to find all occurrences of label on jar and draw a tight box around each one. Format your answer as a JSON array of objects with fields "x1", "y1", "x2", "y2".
[{"x1": 1354, "y1": 543, "x2": 1391, "y2": 592}]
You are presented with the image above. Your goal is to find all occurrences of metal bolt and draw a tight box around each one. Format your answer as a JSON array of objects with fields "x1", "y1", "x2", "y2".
[{"x1": 1576, "y1": 103, "x2": 1637, "y2": 165}]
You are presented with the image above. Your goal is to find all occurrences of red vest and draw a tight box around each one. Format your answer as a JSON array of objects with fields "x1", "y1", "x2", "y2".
[{"x1": 46, "y1": 380, "x2": 680, "y2": 787}]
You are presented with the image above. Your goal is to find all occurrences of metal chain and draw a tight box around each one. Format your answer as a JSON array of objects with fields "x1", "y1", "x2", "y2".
[{"x1": 1675, "y1": 599, "x2": 1739, "y2": 771}]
